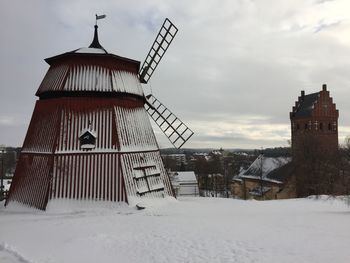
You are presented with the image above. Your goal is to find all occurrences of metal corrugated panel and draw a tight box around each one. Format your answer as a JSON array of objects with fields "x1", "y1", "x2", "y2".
[
  {"x1": 37, "y1": 64, "x2": 144, "y2": 96},
  {"x1": 56, "y1": 100, "x2": 158, "y2": 153},
  {"x1": 111, "y1": 70, "x2": 143, "y2": 96},
  {"x1": 64, "y1": 64, "x2": 112, "y2": 92},
  {"x1": 6, "y1": 154, "x2": 52, "y2": 210},
  {"x1": 121, "y1": 151, "x2": 173, "y2": 198},
  {"x1": 115, "y1": 106, "x2": 158, "y2": 152},
  {"x1": 8, "y1": 97, "x2": 173, "y2": 210},
  {"x1": 51, "y1": 153, "x2": 126, "y2": 202},
  {"x1": 21, "y1": 101, "x2": 60, "y2": 153},
  {"x1": 21, "y1": 98, "x2": 156, "y2": 155},
  {"x1": 56, "y1": 103, "x2": 117, "y2": 153},
  {"x1": 38, "y1": 65, "x2": 69, "y2": 93}
]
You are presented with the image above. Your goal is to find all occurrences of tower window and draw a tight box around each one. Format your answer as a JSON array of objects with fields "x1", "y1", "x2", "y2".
[
  {"x1": 320, "y1": 123, "x2": 323, "y2": 130},
  {"x1": 328, "y1": 123, "x2": 331, "y2": 130}
]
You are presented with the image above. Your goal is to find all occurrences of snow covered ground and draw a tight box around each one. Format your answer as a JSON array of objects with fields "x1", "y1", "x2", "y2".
[{"x1": 0, "y1": 197, "x2": 349, "y2": 263}]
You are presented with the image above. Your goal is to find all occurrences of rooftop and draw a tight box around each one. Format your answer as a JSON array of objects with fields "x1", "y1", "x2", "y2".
[
  {"x1": 293, "y1": 92, "x2": 320, "y2": 117},
  {"x1": 235, "y1": 155, "x2": 291, "y2": 184}
]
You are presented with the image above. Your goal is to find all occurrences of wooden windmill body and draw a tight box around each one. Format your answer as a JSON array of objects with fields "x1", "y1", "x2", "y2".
[{"x1": 6, "y1": 18, "x2": 193, "y2": 210}]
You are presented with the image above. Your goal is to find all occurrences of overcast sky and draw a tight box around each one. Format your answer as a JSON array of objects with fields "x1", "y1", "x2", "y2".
[{"x1": 1, "y1": 0, "x2": 350, "y2": 149}]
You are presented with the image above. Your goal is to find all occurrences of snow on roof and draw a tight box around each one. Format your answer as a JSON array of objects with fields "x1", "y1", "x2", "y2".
[
  {"x1": 74, "y1": 47, "x2": 107, "y2": 54},
  {"x1": 239, "y1": 175, "x2": 284, "y2": 184},
  {"x1": 175, "y1": 171, "x2": 197, "y2": 183},
  {"x1": 239, "y1": 155, "x2": 291, "y2": 182},
  {"x1": 294, "y1": 92, "x2": 319, "y2": 117},
  {"x1": 79, "y1": 128, "x2": 97, "y2": 138}
]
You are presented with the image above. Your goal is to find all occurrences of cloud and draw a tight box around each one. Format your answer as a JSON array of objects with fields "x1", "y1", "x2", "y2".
[
  {"x1": 1, "y1": 0, "x2": 350, "y2": 148},
  {"x1": 314, "y1": 19, "x2": 342, "y2": 33},
  {"x1": 0, "y1": 116, "x2": 16, "y2": 126},
  {"x1": 315, "y1": 0, "x2": 335, "y2": 4}
]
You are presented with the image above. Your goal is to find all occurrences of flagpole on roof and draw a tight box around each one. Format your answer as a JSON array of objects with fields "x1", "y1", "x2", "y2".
[
  {"x1": 89, "y1": 14, "x2": 107, "y2": 50},
  {"x1": 95, "y1": 14, "x2": 107, "y2": 26}
]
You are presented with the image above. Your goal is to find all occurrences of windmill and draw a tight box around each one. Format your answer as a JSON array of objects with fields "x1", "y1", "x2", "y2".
[{"x1": 6, "y1": 17, "x2": 193, "y2": 210}]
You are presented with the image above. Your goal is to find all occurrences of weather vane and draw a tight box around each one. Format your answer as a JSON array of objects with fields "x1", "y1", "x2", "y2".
[{"x1": 95, "y1": 14, "x2": 106, "y2": 26}]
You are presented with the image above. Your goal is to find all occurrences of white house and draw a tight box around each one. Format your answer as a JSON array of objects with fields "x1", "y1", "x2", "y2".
[{"x1": 169, "y1": 171, "x2": 199, "y2": 197}]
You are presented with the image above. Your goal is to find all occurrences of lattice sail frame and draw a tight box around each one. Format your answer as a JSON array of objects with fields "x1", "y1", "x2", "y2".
[
  {"x1": 139, "y1": 18, "x2": 178, "y2": 84},
  {"x1": 145, "y1": 94, "x2": 194, "y2": 149}
]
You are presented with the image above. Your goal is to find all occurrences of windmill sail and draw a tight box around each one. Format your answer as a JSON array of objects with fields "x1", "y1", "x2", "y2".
[
  {"x1": 139, "y1": 18, "x2": 178, "y2": 84},
  {"x1": 145, "y1": 94, "x2": 194, "y2": 148}
]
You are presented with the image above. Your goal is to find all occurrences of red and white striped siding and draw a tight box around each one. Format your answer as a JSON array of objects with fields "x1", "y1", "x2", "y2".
[
  {"x1": 19, "y1": 97, "x2": 159, "y2": 155},
  {"x1": 37, "y1": 64, "x2": 143, "y2": 96},
  {"x1": 38, "y1": 65, "x2": 69, "y2": 93},
  {"x1": 56, "y1": 105, "x2": 118, "y2": 153},
  {"x1": 7, "y1": 155, "x2": 52, "y2": 210},
  {"x1": 115, "y1": 106, "x2": 159, "y2": 152},
  {"x1": 121, "y1": 152, "x2": 173, "y2": 199},
  {"x1": 7, "y1": 97, "x2": 173, "y2": 210},
  {"x1": 64, "y1": 64, "x2": 111, "y2": 92},
  {"x1": 111, "y1": 70, "x2": 142, "y2": 95},
  {"x1": 51, "y1": 153, "x2": 126, "y2": 202},
  {"x1": 21, "y1": 102, "x2": 59, "y2": 154}
]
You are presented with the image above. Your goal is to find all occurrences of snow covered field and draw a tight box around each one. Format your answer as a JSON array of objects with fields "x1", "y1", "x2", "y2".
[{"x1": 0, "y1": 197, "x2": 349, "y2": 263}]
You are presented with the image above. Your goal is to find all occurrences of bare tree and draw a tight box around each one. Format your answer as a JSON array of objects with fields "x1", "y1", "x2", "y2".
[{"x1": 293, "y1": 134, "x2": 343, "y2": 197}]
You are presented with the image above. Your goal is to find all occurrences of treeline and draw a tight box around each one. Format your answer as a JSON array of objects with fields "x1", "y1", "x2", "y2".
[
  {"x1": 160, "y1": 147, "x2": 291, "y2": 157},
  {"x1": 293, "y1": 137, "x2": 350, "y2": 197}
]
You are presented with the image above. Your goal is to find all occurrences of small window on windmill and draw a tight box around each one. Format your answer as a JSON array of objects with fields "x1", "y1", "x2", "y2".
[{"x1": 79, "y1": 129, "x2": 97, "y2": 150}]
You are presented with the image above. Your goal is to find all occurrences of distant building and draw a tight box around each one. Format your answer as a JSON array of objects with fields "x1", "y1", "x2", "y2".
[
  {"x1": 290, "y1": 84, "x2": 341, "y2": 197},
  {"x1": 231, "y1": 155, "x2": 296, "y2": 200},
  {"x1": 290, "y1": 84, "x2": 339, "y2": 157},
  {"x1": 211, "y1": 149, "x2": 224, "y2": 156},
  {"x1": 169, "y1": 171, "x2": 199, "y2": 197},
  {"x1": 162, "y1": 154, "x2": 187, "y2": 166}
]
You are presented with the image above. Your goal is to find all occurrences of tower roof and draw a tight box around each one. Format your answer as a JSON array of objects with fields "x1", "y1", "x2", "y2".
[
  {"x1": 293, "y1": 92, "x2": 319, "y2": 117},
  {"x1": 44, "y1": 24, "x2": 139, "y2": 66},
  {"x1": 290, "y1": 84, "x2": 338, "y2": 120},
  {"x1": 89, "y1": 25, "x2": 104, "y2": 49},
  {"x1": 37, "y1": 23, "x2": 142, "y2": 99},
  {"x1": 74, "y1": 24, "x2": 108, "y2": 54}
]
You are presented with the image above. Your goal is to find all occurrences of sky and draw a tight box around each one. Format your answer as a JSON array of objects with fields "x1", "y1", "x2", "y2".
[{"x1": 1, "y1": 0, "x2": 350, "y2": 149}]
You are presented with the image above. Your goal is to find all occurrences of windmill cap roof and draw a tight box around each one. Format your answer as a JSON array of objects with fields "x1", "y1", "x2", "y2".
[
  {"x1": 73, "y1": 24, "x2": 108, "y2": 54},
  {"x1": 74, "y1": 47, "x2": 107, "y2": 54},
  {"x1": 44, "y1": 24, "x2": 140, "y2": 66}
]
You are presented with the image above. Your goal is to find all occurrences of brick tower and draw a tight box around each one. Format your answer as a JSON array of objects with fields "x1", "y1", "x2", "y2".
[{"x1": 290, "y1": 84, "x2": 339, "y2": 157}]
